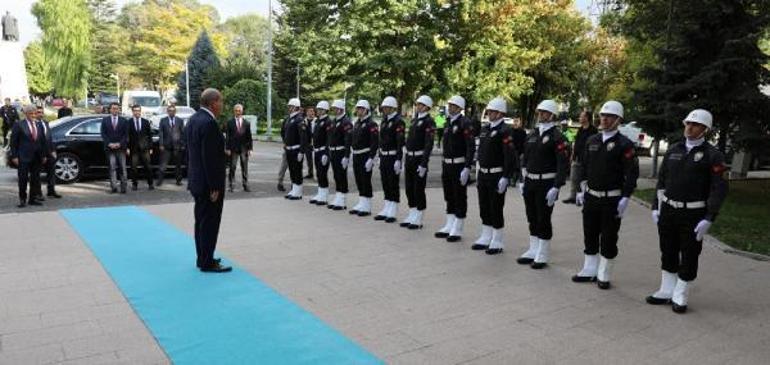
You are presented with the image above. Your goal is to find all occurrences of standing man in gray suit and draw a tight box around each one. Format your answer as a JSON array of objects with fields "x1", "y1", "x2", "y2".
[{"x1": 158, "y1": 105, "x2": 186, "y2": 186}]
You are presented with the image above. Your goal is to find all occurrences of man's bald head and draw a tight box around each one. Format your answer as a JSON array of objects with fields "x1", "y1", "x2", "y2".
[{"x1": 200, "y1": 88, "x2": 223, "y2": 118}]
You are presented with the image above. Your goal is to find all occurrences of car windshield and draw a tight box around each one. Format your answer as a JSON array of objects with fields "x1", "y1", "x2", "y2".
[{"x1": 131, "y1": 96, "x2": 161, "y2": 108}]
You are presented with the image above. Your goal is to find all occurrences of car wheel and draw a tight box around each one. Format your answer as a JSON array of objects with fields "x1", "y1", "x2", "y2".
[{"x1": 55, "y1": 152, "x2": 83, "y2": 184}]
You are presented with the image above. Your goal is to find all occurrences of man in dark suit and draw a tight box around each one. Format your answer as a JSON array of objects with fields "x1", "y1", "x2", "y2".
[
  {"x1": 1, "y1": 97, "x2": 20, "y2": 146},
  {"x1": 187, "y1": 88, "x2": 230, "y2": 273},
  {"x1": 157, "y1": 104, "x2": 186, "y2": 186},
  {"x1": 225, "y1": 103, "x2": 253, "y2": 192},
  {"x1": 101, "y1": 102, "x2": 129, "y2": 193},
  {"x1": 9, "y1": 104, "x2": 48, "y2": 208},
  {"x1": 57, "y1": 99, "x2": 73, "y2": 119},
  {"x1": 37, "y1": 105, "x2": 61, "y2": 199},
  {"x1": 127, "y1": 104, "x2": 155, "y2": 190}
]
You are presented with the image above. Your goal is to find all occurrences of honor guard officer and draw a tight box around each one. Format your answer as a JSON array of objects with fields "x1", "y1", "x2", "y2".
[
  {"x1": 401, "y1": 95, "x2": 436, "y2": 230},
  {"x1": 349, "y1": 100, "x2": 379, "y2": 216},
  {"x1": 435, "y1": 95, "x2": 476, "y2": 242},
  {"x1": 282, "y1": 98, "x2": 309, "y2": 200},
  {"x1": 572, "y1": 101, "x2": 639, "y2": 289},
  {"x1": 374, "y1": 96, "x2": 405, "y2": 223},
  {"x1": 646, "y1": 109, "x2": 728, "y2": 314},
  {"x1": 309, "y1": 101, "x2": 332, "y2": 205},
  {"x1": 471, "y1": 97, "x2": 519, "y2": 254},
  {"x1": 327, "y1": 99, "x2": 353, "y2": 210},
  {"x1": 517, "y1": 99, "x2": 569, "y2": 268}
]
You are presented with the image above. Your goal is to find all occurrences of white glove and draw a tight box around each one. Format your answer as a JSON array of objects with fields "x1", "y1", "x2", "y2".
[
  {"x1": 459, "y1": 167, "x2": 470, "y2": 186},
  {"x1": 341, "y1": 157, "x2": 349, "y2": 169},
  {"x1": 694, "y1": 219, "x2": 712, "y2": 241},
  {"x1": 576, "y1": 192, "x2": 585, "y2": 206},
  {"x1": 497, "y1": 177, "x2": 509, "y2": 194},
  {"x1": 321, "y1": 154, "x2": 328, "y2": 166},
  {"x1": 545, "y1": 187, "x2": 560, "y2": 207},
  {"x1": 365, "y1": 158, "x2": 374, "y2": 172},
  {"x1": 616, "y1": 197, "x2": 629, "y2": 218},
  {"x1": 417, "y1": 165, "x2": 427, "y2": 178},
  {"x1": 394, "y1": 160, "x2": 402, "y2": 175},
  {"x1": 517, "y1": 182, "x2": 524, "y2": 196},
  {"x1": 297, "y1": 153, "x2": 304, "y2": 162},
  {"x1": 651, "y1": 210, "x2": 660, "y2": 224}
]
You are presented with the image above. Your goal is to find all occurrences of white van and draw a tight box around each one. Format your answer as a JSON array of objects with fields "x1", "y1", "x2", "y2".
[{"x1": 122, "y1": 90, "x2": 162, "y2": 117}]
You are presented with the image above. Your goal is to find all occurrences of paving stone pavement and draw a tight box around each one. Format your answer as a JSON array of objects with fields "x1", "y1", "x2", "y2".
[{"x1": 1, "y1": 186, "x2": 768, "y2": 364}]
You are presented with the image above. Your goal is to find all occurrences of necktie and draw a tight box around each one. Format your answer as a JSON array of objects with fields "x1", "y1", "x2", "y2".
[
  {"x1": 112, "y1": 117, "x2": 117, "y2": 129},
  {"x1": 170, "y1": 117, "x2": 174, "y2": 128},
  {"x1": 29, "y1": 121, "x2": 38, "y2": 141},
  {"x1": 237, "y1": 118, "x2": 242, "y2": 134},
  {"x1": 135, "y1": 118, "x2": 140, "y2": 131}
]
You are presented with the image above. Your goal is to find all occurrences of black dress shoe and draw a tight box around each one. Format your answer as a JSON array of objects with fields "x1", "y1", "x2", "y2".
[
  {"x1": 197, "y1": 258, "x2": 222, "y2": 268},
  {"x1": 287, "y1": 196, "x2": 301, "y2": 200},
  {"x1": 348, "y1": 209, "x2": 359, "y2": 215},
  {"x1": 332, "y1": 205, "x2": 346, "y2": 211},
  {"x1": 447, "y1": 235, "x2": 461, "y2": 242},
  {"x1": 384, "y1": 217, "x2": 396, "y2": 223},
  {"x1": 531, "y1": 262, "x2": 548, "y2": 270},
  {"x1": 645, "y1": 296, "x2": 671, "y2": 305},
  {"x1": 374, "y1": 215, "x2": 386, "y2": 221},
  {"x1": 408, "y1": 223, "x2": 422, "y2": 230},
  {"x1": 47, "y1": 192, "x2": 62, "y2": 198},
  {"x1": 435, "y1": 232, "x2": 450, "y2": 238},
  {"x1": 309, "y1": 199, "x2": 318, "y2": 204},
  {"x1": 597, "y1": 281, "x2": 611, "y2": 290},
  {"x1": 28, "y1": 200, "x2": 42, "y2": 206},
  {"x1": 485, "y1": 248, "x2": 504, "y2": 255},
  {"x1": 516, "y1": 257, "x2": 534, "y2": 265},
  {"x1": 471, "y1": 244, "x2": 488, "y2": 251},
  {"x1": 672, "y1": 303, "x2": 687, "y2": 314},
  {"x1": 17, "y1": 201, "x2": 27, "y2": 208},
  {"x1": 243, "y1": 186, "x2": 251, "y2": 192},
  {"x1": 277, "y1": 183, "x2": 286, "y2": 192},
  {"x1": 36, "y1": 195, "x2": 46, "y2": 201},
  {"x1": 200, "y1": 263, "x2": 232, "y2": 273},
  {"x1": 572, "y1": 275, "x2": 597, "y2": 283},
  {"x1": 357, "y1": 211, "x2": 371, "y2": 217}
]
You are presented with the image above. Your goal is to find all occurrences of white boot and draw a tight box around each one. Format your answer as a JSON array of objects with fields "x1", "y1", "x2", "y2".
[
  {"x1": 317, "y1": 188, "x2": 329, "y2": 204},
  {"x1": 409, "y1": 210, "x2": 424, "y2": 229},
  {"x1": 375, "y1": 200, "x2": 390, "y2": 219},
  {"x1": 486, "y1": 228, "x2": 504, "y2": 255},
  {"x1": 385, "y1": 202, "x2": 398, "y2": 222},
  {"x1": 647, "y1": 271, "x2": 677, "y2": 304},
  {"x1": 517, "y1": 236, "x2": 540, "y2": 264},
  {"x1": 401, "y1": 208, "x2": 416, "y2": 227},
  {"x1": 295, "y1": 184, "x2": 303, "y2": 198},
  {"x1": 447, "y1": 218, "x2": 464, "y2": 242},
  {"x1": 338, "y1": 193, "x2": 347, "y2": 209},
  {"x1": 472, "y1": 225, "x2": 493, "y2": 250},
  {"x1": 288, "y1": 184, "x2": 302, "y2": 199},
  {"x1": 358, "y1": 197, "x2": 371, "y2": 215},
  {"x1": 310, "y1": 188, "x2": 321, "y2": 203},
  {"x1": 349, "y1": 196, "x2": 364, "y2": 214},
  {"x1": 672, "y1": 279, "x2": 690, "y2": 313},
  {"x1": 597, "y1": 256, "x2": 614, "y2": 289},
  {"x1": 435, "y1": 214, "x2": 456, "y2": 238},
  {"x1": 572, "y1": 254, "x2": 599, "y2": 283},
  {"x1": 531, "y1": 239, "x2": 550, "y2": 269}
]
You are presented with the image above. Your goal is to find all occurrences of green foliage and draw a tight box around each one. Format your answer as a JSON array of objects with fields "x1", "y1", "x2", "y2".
[
  {"x1": 87, "y1": 0, "x2": 127, "y2": 94},
  {"x1": 32, "y1": 0, "x2": 92, "y2": 99},
  {"x1": 220, "y1": 79, "x2": 272, "y2": 122},
  {"x1": 176, "y1": 31, "x2": 221, "y2": 109},
  {"x1": 24, "y1": 41, "x2": 53, "y2": 96},
  {"x1": 219, "y1": 14, "x2": 270, "y2": 69}
]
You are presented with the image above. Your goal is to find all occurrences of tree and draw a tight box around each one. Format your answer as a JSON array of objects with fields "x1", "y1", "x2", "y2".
[
  {"x1": 221, "y1": 78, "x2": 282, "y2": 125},
  {"x1": 177, "y1": 31, "x2": 221, "y2": 109},
  {"x1": 219, "y1": 14, "x2": 270, "y2": 69},
  {"x1": 24, "y1": 41, "x2": 53, "y2": 96},
  {"x1": 32, "y1": 0, "x2": 92, "y2": 99},
  {"x1": 87, "y1": 0, "x2": 128, "y2": 94}
]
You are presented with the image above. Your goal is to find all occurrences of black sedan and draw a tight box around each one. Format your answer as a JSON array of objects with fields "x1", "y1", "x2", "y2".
[{"x1": 5, "y1": 114, "x2": 186, "y2": 184}]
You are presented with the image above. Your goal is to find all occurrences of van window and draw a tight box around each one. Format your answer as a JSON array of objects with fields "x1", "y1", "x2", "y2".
[
  {"x1": 69, "y1": 118, "x2": 103, "y2": 135},
  {"x1": 130, "y1": 97, "x2": 161, "y2": 108}
]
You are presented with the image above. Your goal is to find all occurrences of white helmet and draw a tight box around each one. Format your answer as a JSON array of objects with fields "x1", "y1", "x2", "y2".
[
  {"x1": 447, "y1": 95, "x2": 466, "y2": 109},
  {"x1": 416, "y1": 95, "x2": 433, "y2": 108},
  {"x1": 331, "y1": 99, "x2": 345, "y2": 110},
  {"x1": 380, "y1": 96, "x2": 398, "y2": 109},
  {"x1": 536, "y1": 99, "x2": 559, "y2": 115},
  {"x1": 599, "y1": 100, "x2": 624, "y2": 118},
  {"x1": 683, "y1": 109, "x2": 713, "y2": 129},
  {"x1": 355, "y1": 99, "x2": 371, "y2": 110},
  {"x1": 287, "y1": 97, "x2": 301, "y2": 108},
  {"x1": 486, "y1": 97, "x2": 507, "y2": 114},
  {"x1": 316, "y1": 100, "x2": 330, "y2": 111}
]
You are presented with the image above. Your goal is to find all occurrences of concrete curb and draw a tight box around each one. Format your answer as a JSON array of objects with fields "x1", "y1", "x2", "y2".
[{"x1": 630, "y1": 195, "x2": 770, "y2": 262}]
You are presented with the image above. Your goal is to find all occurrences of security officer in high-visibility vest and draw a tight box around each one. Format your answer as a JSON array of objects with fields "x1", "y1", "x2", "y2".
[
  {"x1": 327, "y1": 99, "x2": 353, "y2": 210},
  {"x1": 646, "y1": 109, "x2": 728, "y2": 314},
  {"x1": 348, "y1": 100, "x2": 379, "y2": 217},
  {"x1": 435, "y1": 95, "x2": 476, "y2": 242},
  {"x1": 471, "y1": 97, "x2": 519, "y2": 254},
  {"x1": 282, "y1": 98, "x2": 309, "y2": 200},
  {"x1": 400, "y1": 95, "x2": 435, "y2": 230},
  {"x1": 309, "y1": 101, "x2": 332, "y2": 205},
  {"x1": 516, "y1": 99, "x2": 569, "y2": 268},
  {"x1": 374, "y1": 96, "x2": 405, "y2": 223},
  {"x1": 572, "y1": 101, "x2": 639, "y2": 289}
]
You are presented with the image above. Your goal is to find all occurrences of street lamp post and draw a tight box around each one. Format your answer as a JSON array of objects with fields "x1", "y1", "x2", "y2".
[
  {"x1": 185, "y1": 60, "x2": 191, "y2": 108},
  {"x1": 266, "y1": 0, "x2": 274, "y2": 141}
]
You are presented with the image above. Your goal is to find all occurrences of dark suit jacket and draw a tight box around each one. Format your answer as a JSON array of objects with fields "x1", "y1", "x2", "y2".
[
  {"x1": 9, "y1": 119, "x2": 47, "y2": 163},
  {"x1": 101, "y1": 116, "x2": 128, "y2": 151},
  {"x1": 186, "y1": 109, "x2": 225, "y2": 195},
  {"x1": 225, "y1": 117, "x2": 253, "y2": 153},
  {"x1": 57, "y1": 107, "x2": 73, "y2": 119},
  {"x1": 127, "y1": 117, "x2": 153, "y2": 152},
  {"x1": 1, "y1": 105, "x2": 20, "y2": 127},
  {"x1": 40, "y1": 120, "x2": 55, "y2": 157},
  {"x1": 159, "y1": 116, "x2": 185, "y2": 150}
]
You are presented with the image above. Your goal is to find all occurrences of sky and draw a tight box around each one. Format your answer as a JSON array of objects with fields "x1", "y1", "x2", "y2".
[{"x1": 6, "y1": 0, "x2": 592, "y2": 48}]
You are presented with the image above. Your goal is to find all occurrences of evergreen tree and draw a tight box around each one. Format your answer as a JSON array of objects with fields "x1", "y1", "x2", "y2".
[{"x1": 177, "y1": 30, "x2": 221, "y2": 109}]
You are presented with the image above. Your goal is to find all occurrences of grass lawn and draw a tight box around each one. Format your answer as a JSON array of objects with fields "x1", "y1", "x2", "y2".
[{"x1": 634, "y1": 179, "x2": 770, "y2": 256}]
